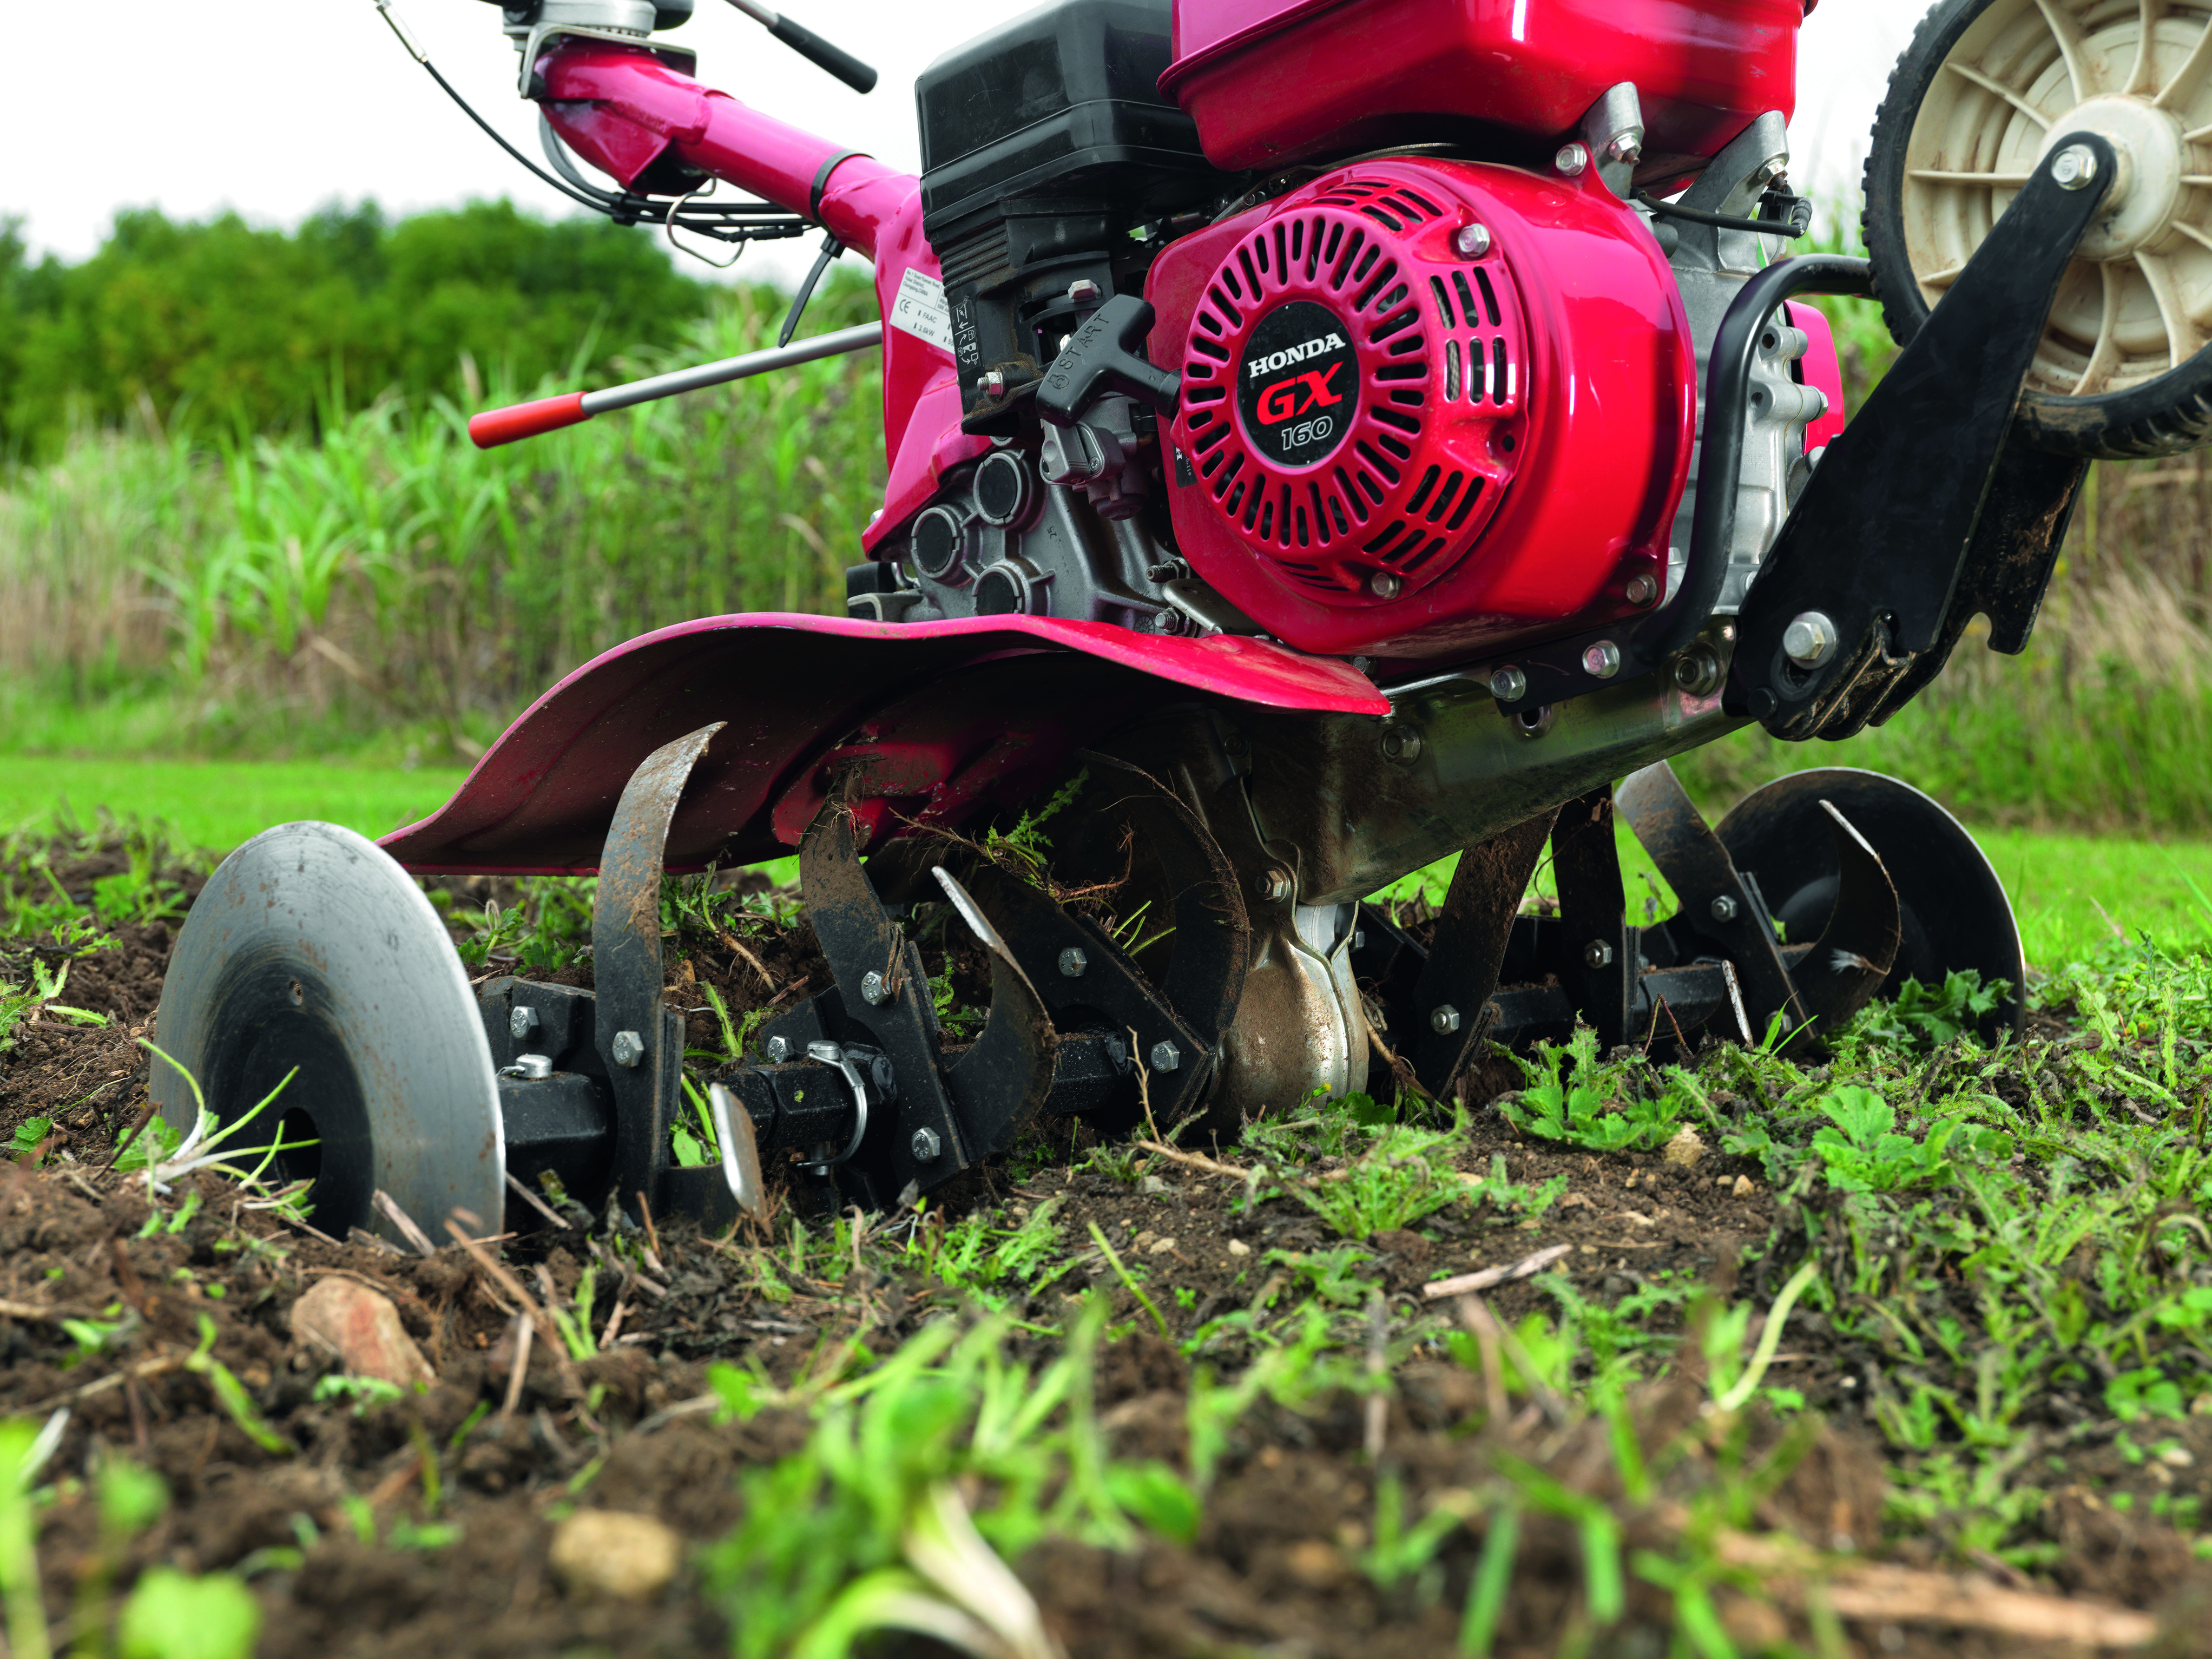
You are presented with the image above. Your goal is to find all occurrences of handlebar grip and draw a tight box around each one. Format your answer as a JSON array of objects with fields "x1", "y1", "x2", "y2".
[
  {"x1": 766, "y1": 14, "x2": 878, "y2": 92},
  {"x1": 468, "y1": 392, "x2": 591, "y2": 450}
]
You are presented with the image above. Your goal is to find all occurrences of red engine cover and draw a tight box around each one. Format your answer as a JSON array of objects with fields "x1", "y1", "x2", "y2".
[{"x1": 1148, "y1": 158, "x2": 1696, "y2": 662}]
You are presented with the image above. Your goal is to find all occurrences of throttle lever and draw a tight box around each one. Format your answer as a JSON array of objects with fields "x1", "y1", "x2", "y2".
[
  {"x1": 721, "y1": 0, "x2": 877, "y2": 92},
  {"x1": 1036, "y1": 294, "x2": 1181, "y2": 427}
]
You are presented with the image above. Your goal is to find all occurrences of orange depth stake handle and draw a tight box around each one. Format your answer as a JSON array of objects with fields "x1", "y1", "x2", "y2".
[{"x1": 465, "y1": 321, "x2": 885, "y2": 450}]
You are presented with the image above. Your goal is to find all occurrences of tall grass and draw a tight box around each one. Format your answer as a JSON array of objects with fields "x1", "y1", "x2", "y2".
[{"x1": 0, "y1": 278, "x2": 882, "y2": 759}]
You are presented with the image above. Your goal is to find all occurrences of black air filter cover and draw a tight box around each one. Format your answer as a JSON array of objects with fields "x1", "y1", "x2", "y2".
[{"x1": 916, "y1": 0, "x2": 1217, "y2": 245}]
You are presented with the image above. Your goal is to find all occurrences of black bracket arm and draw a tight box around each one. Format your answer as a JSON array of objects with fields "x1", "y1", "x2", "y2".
[
  {"x1": 1037, "y1": 294, "x2": 1181, "y2": 427},
  {"x1": 1727, "y1": 133, "x2": 2116, "y2": 739}
]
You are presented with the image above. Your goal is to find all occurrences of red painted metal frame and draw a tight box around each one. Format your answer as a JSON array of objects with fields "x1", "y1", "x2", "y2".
[
  {"x1": 378, "y1": 614, "x2": 1387, "y2": 875},
  {"x1": 1786, "y1": 300, "x2": 1848, "y2": 455},
  {"x1": 1148, "y1": 159, "x2": 1696, "y2": 662},
  {"x1": 537, "y1": 45, "x2": 983, "y2": 554},
  {"x1": 1163, "y1": 0, "x2": 1804, "y2": 175}
]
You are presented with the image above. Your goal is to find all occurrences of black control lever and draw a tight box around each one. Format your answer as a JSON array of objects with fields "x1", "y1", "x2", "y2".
[
  {"x1": 721, "y1": 0, "x2": 877, "y2": 92},
  {"x1": 1037, "y1": 294, "x2": 1181, "y2": 427}
]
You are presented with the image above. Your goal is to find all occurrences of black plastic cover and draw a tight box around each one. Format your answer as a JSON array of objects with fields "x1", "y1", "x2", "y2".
[{"x1": 915, "y1": 0, "x2": 1217, "y2": 243}]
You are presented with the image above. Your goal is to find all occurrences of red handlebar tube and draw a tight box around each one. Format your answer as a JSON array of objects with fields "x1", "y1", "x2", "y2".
[{"x1": 468, "y1": 392, "x2": 591, "y2": 449}]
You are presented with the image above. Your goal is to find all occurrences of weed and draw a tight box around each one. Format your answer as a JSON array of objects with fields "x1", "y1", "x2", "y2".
[{"x1": 1501, "y1": 1026, "x2": 1713, "y2": 1151}]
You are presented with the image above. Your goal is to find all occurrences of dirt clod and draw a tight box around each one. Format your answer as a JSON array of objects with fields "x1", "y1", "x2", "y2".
[
  {"x1": 549, "y1": 1510, "x2": 684, "y2": 1600},
  {"x1": 289, "y1": 1278, "x2": 435, "y2": 1387}
]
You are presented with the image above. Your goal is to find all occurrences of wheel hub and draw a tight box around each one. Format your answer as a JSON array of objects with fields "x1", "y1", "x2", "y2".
[{"x1": 2031, "y1": 95, "x2": 2181, "y2": 260}]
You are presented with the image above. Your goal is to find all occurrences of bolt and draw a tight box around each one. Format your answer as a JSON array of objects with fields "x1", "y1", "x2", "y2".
[
  {"x1": 1066, "y1": 278, "x2": 1103, "y2": 305},
  {"x1": 509, "y1": 1004, "x2": 541, "y2": 1041},
  {"x1": 1149, "y1": 1041, "x2": 1182, "y2": 1073},
  {"x1": 1710, "y1": 894, "x2": 1740, "y2": 924},
  {"x1": 1555, "y1": 141, "x2": 1590, "y2": 177},
  {"x1": 1058, "y1": 946, "x2": 1089, "y2": 978},
  {"x1": 1582, "y1": 640, "x2": 1622, "y2": 679},
  {"x1": 977, "y1": 370, "x2": 1007, "y2": 400},
  {"x1": 911, "y1": 1126, "x2": 942, "y2": 1162},
  {"x1": 1583, "y1": 940, "x2": 1616, "y2": 970},
  {"x1": 610, "y1": 1029, "x2": 645, "y2": 1068},
  {"x1": 861, "y1": 970, "x2": 890, "y2": 1005},
  {"x1": 2051, "y1": 143, "x2": 2098, "y2": 191},
  {"x1": 1781, "y1": 610, "x2": 1838, "y2": 668},
  {"x1": 1380, "y1": 724, "x2": 1423, "y2": 763},
  {"x1": 1490, "y1": 664, "x2": 1527, "y2": 702},
  {"x1": 1603, "y1": 130, "x2": 1643, "y2": 166},
  {"x1": 1254, "y1": 867, "x2": 1294, "y2": 904},
  {"x1": 766, "y1": 1035, "x2": 791, "y2": 1062},
  {"x1": 1623, "y1": 572, "x2": 1659, "y2": 607},
  {"x1": 1673, "y1": 644, "x2": 1723, "y2": 697},
  {"x1": 1370, "y1": 570, "x2": 1403, "y2": 599},
  {"x1": 1353, "y1": 930, "x2": 1367, "y2": 951},
  {"x1": 1452, "y1": 222, "x2": 1493, "y2": 258},
  {"x1": 1430, "y1": 1003, "x2": 1462, "y2": 1035}
]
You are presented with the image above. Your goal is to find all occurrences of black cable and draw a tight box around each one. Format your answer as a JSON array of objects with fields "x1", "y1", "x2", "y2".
[
  {"x1": 1635, "y1": 188, "x2": 1814, "y2": 240},
  {"x1": 778, "y1": 234, "x2": 844, "y2": 346}
]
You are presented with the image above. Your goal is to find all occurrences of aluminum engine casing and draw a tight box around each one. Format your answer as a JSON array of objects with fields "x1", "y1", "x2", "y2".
[{"x1": 1146, "y1": 157, "x2": 1696, "y2": 662}]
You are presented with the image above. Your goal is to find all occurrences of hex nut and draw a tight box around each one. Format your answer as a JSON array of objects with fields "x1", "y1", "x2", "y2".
[
  {"x1": 610, "y1": 1029, "x2": 646, "y2": 1068},
  {"x1": 765, "y1": 1035, "x2": 791, "y2": 1063},
  {"x1": 1603, "y1": 130, "x2": 1643, "y2": 166},
  {"x1": 1671, "y1": 645, "x2": 1724, "y2": 697},
  {"x1": 1058, "y1": 947, "x2": 1089, "y2": 978},
  {"x1": 1380, "y1": 725, "x2": 1423, "y2": 763},
  {"x1": 1254, "y1": 867, "x2": 1293, "y2": 903},
  {"x1": 1430, "y1": 1004, "x2": 1462, "y2": 1035},
  {"x1": 1489, "y1": 665, "x2": 1528, "y2": 702},
  {"x1": 1452, "y1": 222, "x2": 1493, "y2": 258},
  {"x1": 2051, "y1": 143, "x2": 2097, "y2": 190},
  {"x1": 1623, "y1": 573, "x2": 1659, "y2": 607},
  {"x1": 1555, "y1": 141, "x2": 1590, "y2": 177},
  {"x1": 1370, "y1": 570, "x2": 1403, "y2": 599},
  {"x1": 1066, "y1": 278, "x2": 1104, "y2": 305},
  {"x1": 911, "y1": 1127, "x2": 942, "y2": 1162},
  {"x1": 1709, "y1": 894, "x2": 1740, "y2": 924},
  {"x1": 977, "y1": 370, "x2": 1008, "y2": 399},
  {"x1": 861, "y1": 970, "x2": 890, "y2": 1006},
  {"x1": 1582, "y1": 640, "x2": 1622, "y2": 679},
  {"x1": 1582, "y1": 940, "x2": 1616, "y2": 969},
  {"x1": 509, "y1": 1005, "x2": 541, "y2": 1041},
  {"x1": 1149, "y1": 1041, "x2": 1182, "y2": 1074}
]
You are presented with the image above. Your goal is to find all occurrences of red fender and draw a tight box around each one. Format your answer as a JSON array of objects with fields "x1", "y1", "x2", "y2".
[{"x1": 379, "y1": 614, "x2": 1388, "y2": 874}]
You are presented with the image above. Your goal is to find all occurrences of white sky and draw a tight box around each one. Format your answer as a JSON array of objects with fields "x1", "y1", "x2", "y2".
[{"x1": 10, "y1": 0, "x2": 1927, "y2": 289}]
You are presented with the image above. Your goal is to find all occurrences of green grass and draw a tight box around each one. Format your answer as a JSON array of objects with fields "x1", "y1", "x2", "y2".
[{"x1": 0, "y1": 756, "x2": 468, "y2": 851}]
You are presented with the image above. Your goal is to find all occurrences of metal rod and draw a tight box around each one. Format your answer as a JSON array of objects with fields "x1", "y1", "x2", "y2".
[{"x1": 582, "y1": 320, "x2": 883, "y2": 412}]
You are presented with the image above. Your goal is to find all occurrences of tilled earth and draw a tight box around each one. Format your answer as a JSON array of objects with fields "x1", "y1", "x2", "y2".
[{"x1": 3, "y1": 844, "x2": 2210, "y2": 1657}]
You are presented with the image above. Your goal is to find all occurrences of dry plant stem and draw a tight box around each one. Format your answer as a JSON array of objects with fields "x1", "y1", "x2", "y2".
[
  {"x1": 442, "y1": 1219, "x2": 583, "y2": 1397},
  {"x1": 635, "y1": 1190, "x2": 664, "y2": 1267},
  {"x1": 1458, "y1": 1293, "x2": 1566, "y2": 1426},
  {"x1": 1363, "y1": 1293, "x2": 1390, "y2": 1464},
  {"x1": 0, "y1": 1299, "x2": 102, "y2": 1323},
  {"x1": 504, "y1": 1173, "x2": 570, "y2": 1230},
  {"x1": 1360, "y1": 1006, "x2": 1431, "y2": 1103},
  {"x1": 719, "y1": 930, "x2": 774, "y2": 988},
  {"x1": 102, "y1": 1102, "x2": 159, "y2": 1173},
  {"x1": 23, "y1": 1355, "x2": 182, "y2": 1414},
  {"x1": 373, "y1": 1189, "x2": 438, "y2": 1256},
  {"x1": 1422, "y1": 1243, "x2": 1575, "y2": 1300},
  {"x1": 1134, "y1": 1141, "x2": 1250, "y2": 1181},
  {"x1": 501, "y1": 1315, "x2": 534, "y2": 1418},
  {"x1": 1456, "y1": 1295, "x2": 1509, "y2": 1428}
]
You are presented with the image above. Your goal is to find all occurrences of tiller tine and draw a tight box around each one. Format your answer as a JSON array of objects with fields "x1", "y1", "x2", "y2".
[{"x1": 1779, "y1": 802, "x2": 1902, "y2": 1032}]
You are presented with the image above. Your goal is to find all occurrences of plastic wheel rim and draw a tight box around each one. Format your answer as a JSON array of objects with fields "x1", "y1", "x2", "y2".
[
  {"x1": 1902, "y1": 0, "x2": 2212, "y2": 397},
  {"x1": 150, "y1": 820, "x2": 504, "y2": 1241}
]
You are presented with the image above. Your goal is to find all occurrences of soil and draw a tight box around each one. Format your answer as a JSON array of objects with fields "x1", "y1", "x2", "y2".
[{"x1": 3, "y1": 836, "x2": 2209, "y2": 1657}]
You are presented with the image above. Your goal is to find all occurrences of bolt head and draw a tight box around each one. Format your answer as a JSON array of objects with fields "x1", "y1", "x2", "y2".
[
  {"x1": 1148, "y1": 1040, "x2": 1182, "y2": 1074},
  {"x1": 1623, "y1": 573, "x2": 1659, "y2": 607},
  {"x1": 1781, "y1": 610, "x2": 1838, "y2": 668},
  {"x1": 1380, "y1": 725, "x2": 1423, "y2": 763},
  {"x1": 1066, "y1": 278, "x2": 1104, "y2": 305},
  {"x1": 1369, "y1": 569, "x2": 1403, "y2": 599},
  {"x1": 977, "y1": 370, "x2": 1007, "y2": 399},
  {"x1": 1709, "y1": 894, "x2": 1740, "y2": 924},
  {"x1": 860, "y1": 970, "x2": 890, "y2": 1006},
  {"x1": 509, "y1": 1004, "x2": 541, "y2": 1041},
  {"x1": 1583, "y1": 940, "x2": 1616, "y2": 970},
  {"x1": 1582, "y1": 640, "x2": 1622, "y2": 679},
  {"x1": 1058, "y1": 946, "x2": 1089, "y2": 978},
  {"x1": 1672, "y1": 646, "x2": 1723, "y2": 697},
  {"x1": 1254, "y1": 867, "x2": 1293, "y2": 904},
  {"x1": 911, "y1": 1126, "x2": 942, "y2": 1162},
  {"x1": 1555, "y1": 141, "x2": 1590, "y2": 177},
  {"x1": 1603, "y1": 130, "x2": 1643, "y2": 166},
  {"x1": 610, "y1": 1029, "x2": 646, "y2": 1068},
  {"x1": 1430, "y1": 1003, "x2": 1462, "y2": 1035},
  {"x1": 766, "y1": 1035, "x2": 791, "y2": 1063},
  {"x1": 1489, "y1": 664, "x2": 1528, "y2": 702},
  {"x1": 2052, "y1": 143, "x2": 2098, "y2": 190},
  {"x1": 1452, "y1": 222, "x2": 1493, "y2": 258}
]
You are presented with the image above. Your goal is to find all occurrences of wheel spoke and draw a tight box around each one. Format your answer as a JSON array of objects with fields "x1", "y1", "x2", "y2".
[
  {"x1": 1909, "y1": 169, "x2": 2036, "y2": 185},
  {"x1": 2070, "y1": 262, "x2": 2125, "y2": 394},
  {"x1": 2136, "y1": 248, "x2": 2206, "y2": 366},
  {"x1": 1941, "y1": 58, "x2": 2054, "y2": 128},
  {"x1": 2175, "y1": 219, "x2": 2212, "y2": 251},
  {"x1": 2032, "y1": 0, "x2": 2102, "y2": 102},
  {"x1": 2153, "y1": 10, "x2": 2212, "y2": 106},
  {"x1": 2127, "y1": 0, "x2": 2167, "y2": 95},
  {"x1": 1920, "y1": 263, "x2": 1967, "y2": 286}
]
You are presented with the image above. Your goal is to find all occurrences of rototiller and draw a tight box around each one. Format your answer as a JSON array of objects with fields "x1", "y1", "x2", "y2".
[{"x1": 156, "y1": 0, "x2": 2212, "y2": 1239}]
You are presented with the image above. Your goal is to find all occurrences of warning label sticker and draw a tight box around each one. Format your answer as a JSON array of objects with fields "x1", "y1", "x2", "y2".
[{"x1": 888, "y1": 267, "x2": 953, "y2": 353}]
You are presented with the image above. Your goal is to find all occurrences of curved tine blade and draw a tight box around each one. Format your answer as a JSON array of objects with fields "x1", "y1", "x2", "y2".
[
  {"x1": 1793, "y1": 800, "x2": 1904, "y2": 1031},
  {"x1": 707, "y1": 1082, "x2": 767, "y2": 1220},
  {"x1": 930, "y1": 864, "x2": 1048, "y2": 1011}
]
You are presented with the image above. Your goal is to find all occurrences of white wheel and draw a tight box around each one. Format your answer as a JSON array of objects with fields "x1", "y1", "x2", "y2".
[{"x1": 1868, "y1": 0, "x2": 2212, "y2": 454}]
